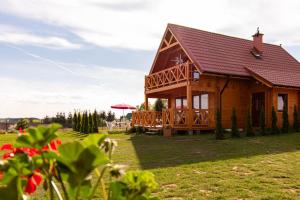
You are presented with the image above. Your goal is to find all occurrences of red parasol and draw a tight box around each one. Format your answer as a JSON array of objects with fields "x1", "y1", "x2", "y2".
[
  {"x1": 111, "y1": 104, "x2": 136, "y2": 110},
  {"x1": 111, "y1": 104, "x2": 136, "y2": 121}
]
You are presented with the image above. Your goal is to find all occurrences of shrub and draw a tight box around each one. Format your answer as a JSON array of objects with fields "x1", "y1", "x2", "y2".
[
  {"x1": 136, "y1": 126, "x2": 144, "y2": 134},
  {"x1": 259, "y1": 107, "x2": 266, "y2": 135},
  {"x1": 73, "y1": 111, "x2": 78, "y2": 131},
  {"x1": 293, "y1": 105, "x2": 299, "y2": 132},
  {"x1": 92, "y1": 110, "x2": 99, "y2": 133},
  {"x1": 271, "y1": 106, "x2": 279, "y2": 134},
  {"x1": 282, "y1": 104, "x2": 289, "y2": 133},
  {"x1": 0, "y1": 124, "x2": 159, "y2": 200},
  {"x1": 215, "y1": 108, "x2": 224, "y2": 139},
  {"x1": 15, "y1": 119, "x2": 29, "y2": 130},
  {"x1": 245, "y1": 108, "x2": 254, "y2": 137},
  {"x1": 231, "y1": 107, "x2": 239, "y2": 138},
  {"x1": 127, "y1": 126, "x2": 137, "y2": 133},
  {"x1": 154, "y1": 98, "x2": 165, "y2": 112}
]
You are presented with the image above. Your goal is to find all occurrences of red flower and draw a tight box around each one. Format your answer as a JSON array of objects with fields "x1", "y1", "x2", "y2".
[
  {"x1": 43, "y1": 139, "x2": 62, "y2": 151},
  {"x1": 0, "y1": 143, "x2": 13, "y2": 151},
  {"x1": 24, "y1": 172, "x2": 42, "y2": 194}
]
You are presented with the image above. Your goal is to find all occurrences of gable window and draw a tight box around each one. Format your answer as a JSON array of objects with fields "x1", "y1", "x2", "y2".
[
  {"x1": 193, "y1": 94, "x2": 208, "y2": 109},
  {"x1": 176, "y1": 98, "x2": 187, "y2": 109},
  {"x1": 277, "y1": 94, "x2": 288, "y2": 112}
]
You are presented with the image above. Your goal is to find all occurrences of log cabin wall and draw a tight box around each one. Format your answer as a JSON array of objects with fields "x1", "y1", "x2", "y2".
[
  {"x1": 272, "y1": 88, "x2": 299, "y2": 128},
  {"x1": 219, "y1": 78, "x2": 251, "y2": 129}
]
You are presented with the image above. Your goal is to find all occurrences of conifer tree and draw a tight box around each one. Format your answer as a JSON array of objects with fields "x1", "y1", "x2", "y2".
[
  {"x1": 259, "y1": 107, "x2": 266, "y2": 135},
  {"x1": 215, "y1": 108, "x2": 224, "y2": 139},
  {"x1": 293, "y1": 105, "x2": 299, "y2": 132},
  {"x1": 93, "y1": 110, "x2": 98, "y2": 133},
  {"x1": 246, "y1": 108, "x2": 254, "y2": 136},
  {"x1": 231, "y1": 107, "x2": 239, "y2": 137},
  {"x1": 271, "y1": 106, "x2": 279, "y2": 134},
  {"x1": 88, "y1": 112, "x2": 93, "y2": 133},
  {"x1": 80, "y1": 111, "x2": 86, "y2": 133},
  {"x1": 282, "y1": 103, "x2": 289, "y2": 133},
  {"x1": 73, "y1": 111, "x2": 77, "y2": 131},
  {"x1": 84, "y1": 111, "x2": 89, "y2": 134},
  {"x1": 77, "y1": 112, "x2": 81, "y2": 132}
]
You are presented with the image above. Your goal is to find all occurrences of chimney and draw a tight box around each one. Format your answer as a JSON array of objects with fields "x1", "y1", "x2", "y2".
[{"x1": 252, "y1": 27, "x2": 264, "y2": 53}]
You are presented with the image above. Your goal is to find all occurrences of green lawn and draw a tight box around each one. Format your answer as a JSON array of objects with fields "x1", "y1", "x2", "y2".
[{"x1": 1, "y1": 131, "x2": 300, "y2": 199}]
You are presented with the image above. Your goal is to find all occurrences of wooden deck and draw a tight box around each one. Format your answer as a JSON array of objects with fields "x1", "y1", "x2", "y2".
[{"x1": 132, "y1": 108, "x2": 214, "y2": 130}]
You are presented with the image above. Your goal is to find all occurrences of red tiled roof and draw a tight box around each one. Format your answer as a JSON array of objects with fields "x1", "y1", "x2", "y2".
[
  {"x1": 246, "y1": 66, "x2": 300, "y2": 88},
  {"x1": 168, "y1": 24, "x2": 300, "y2": 87}
]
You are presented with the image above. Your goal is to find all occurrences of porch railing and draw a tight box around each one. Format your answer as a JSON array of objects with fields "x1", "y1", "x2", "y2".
[
  {"x1": 132, "y1": 108, "x2": 212, "y2": 129},
  {"x1": 145, "y1": 61, "x2": 193, "y2": 90}
]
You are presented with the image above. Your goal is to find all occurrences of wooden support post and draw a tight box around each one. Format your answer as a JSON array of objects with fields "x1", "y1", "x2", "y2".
[
  {"x1": 145, "y1": 95, "x2": 148, "y2": 111},
  {"x1": 187, "y1": 84, "x2": 193, "y2": 131}
]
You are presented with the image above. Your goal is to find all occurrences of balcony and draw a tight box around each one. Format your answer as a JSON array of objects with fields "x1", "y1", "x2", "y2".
[
  {"x1": 132, "y1": 108, "x2": 213, "y2": 130},
  {"x1": 145, "y1": 61, "x2": 196, "y2": 91}
]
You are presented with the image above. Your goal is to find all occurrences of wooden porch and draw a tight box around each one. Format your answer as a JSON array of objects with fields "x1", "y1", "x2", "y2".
[{"x1": 132, "y1": 108, "x2": 214, "y2": 130}]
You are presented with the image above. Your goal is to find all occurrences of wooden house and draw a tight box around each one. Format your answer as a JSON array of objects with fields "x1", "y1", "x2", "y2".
[{"x1": 132, "y1": 24, "x2": 300, "y2": 134}]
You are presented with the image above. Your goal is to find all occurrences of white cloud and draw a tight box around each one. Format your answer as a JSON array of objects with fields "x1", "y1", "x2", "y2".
[
  {"x1": 0, "y1": 63, "x2": 145, "y2": 118},
  {"x1": 0, "y1": 25, "x2": 80, "y2": 49},
  {"x1": 0, "y1": 0, "x2": 299, "y2": 50}
]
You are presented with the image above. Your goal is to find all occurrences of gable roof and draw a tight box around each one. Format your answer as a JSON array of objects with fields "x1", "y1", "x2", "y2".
[{"x1": 167, "y1": 24, "x2": 300, "y2": 87}]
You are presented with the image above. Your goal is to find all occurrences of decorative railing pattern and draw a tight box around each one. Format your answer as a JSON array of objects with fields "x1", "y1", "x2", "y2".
[
  {"x1": 192, "y1": 109, "x2": 209, "y2": 127},
  {"x1": 132, "y1": 108, "x2": 211, "y2": 129},
  {"x1": 132, "y1": 111, "x2": 162, "y2": 127},
  {"x1": 145, "y1": 62, "x2": 192, "y2": 90}
]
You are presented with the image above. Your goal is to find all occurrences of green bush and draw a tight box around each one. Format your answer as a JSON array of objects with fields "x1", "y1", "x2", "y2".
[
  {"x1": 136, "y1": 126, "x2": 144, "y2": 134},
  {"x1": 245, "y1": 108, "x2": 254, "y2": 137},
  {"x1": 215, "y1": 108, "x2": 224, "y2": 140},
  {"x1": 293, "y1": 105, "x2": 299, "y2": 132},
  {"x1": 271, "y1": 106, "x2": 279, "y2": 134},
  {"x1": 231, "y1": 107, "x2": 239, "y2": 138},
  {"x1": 282, "y1": 104, "x2": 289, "y2": 133},
  {"x1": 15, "y1": 119, "x2": 29, "y2": 130},
  {"x1": 127, "y1": 126, "x2": 137, "y2": 133}
]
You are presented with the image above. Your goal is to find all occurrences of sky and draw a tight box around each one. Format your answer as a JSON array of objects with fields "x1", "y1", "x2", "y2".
[{"x1": 0, "y1": 0, "x2": 299, "y2": 118}]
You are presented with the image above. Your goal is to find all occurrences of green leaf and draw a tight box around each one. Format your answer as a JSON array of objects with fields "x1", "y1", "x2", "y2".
[
  {"x1": 0, "y1": 177, "x2": 19, "y2": 200},
  {"x1": 82, "y1": 134, "x2": 107, "y2": 147}
]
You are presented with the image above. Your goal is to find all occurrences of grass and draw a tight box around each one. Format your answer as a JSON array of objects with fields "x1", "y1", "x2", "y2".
[{"x1": 1, "y1": 130, "x2": 300, "y2": 199}]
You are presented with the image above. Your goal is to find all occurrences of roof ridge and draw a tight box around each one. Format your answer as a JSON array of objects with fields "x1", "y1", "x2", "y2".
[{"x1": 168, "y1": 23, "x2": 281, "y2": 48}]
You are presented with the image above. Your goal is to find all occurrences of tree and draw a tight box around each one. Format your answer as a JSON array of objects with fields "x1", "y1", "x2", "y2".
[
  {"x1": 282, "y1": 103, "x2": 289, "y2": 133},
  {"x1": 76, "y1": 112, "x2": 81, "y2": 132},
  {"x1": 84, "y1": 111, "x2": 89, "y2": 134},
  {"x1": 136, "y1": 103, "x2": 145, "y2": 111},
  {"x1": 80, "y1": 112, "x2": 86, "y2": 133},
  {"x1": 154, "y1": 98, "x2": 165, "y2": 112},
  {"x1": 293, "y1": 105, "x2": 299, "y2": 132},
  {"x1": 66, "y1": 112, "x2": 73, "y2": 128},
  {"x1": 245, "y1": 108, "x2": 254, "y2": 136},
  {"x1": 271, "y1": 106, "x2": 279, "y2": 134},
  {"x1": 259, "y1": 107, "x2": 266, "y2": 135},
  {"x1": 231, "y1": 107, "x2": 239, "y2": 138},
  {"x1": 215, "y1": 108, "x2": 224, "y2": 139},
  {"x1": 106, "y1": 111, "x2": 115, "y2": 122},
  {"x1": 16, "y1": 119, "x2": 29, "y2": 130},
  {"x1": 92, "y1": 110, "x2": 98, "y2": 133},
  {"x1": 73, "y1": 112, "x2": 78, "y2": 131},
  {"x1": 43, "y1": 116, "x2": 51, "y2": 124},
  {"x1": 88, "y1": 112, "x2": 93, "y2": 133}
]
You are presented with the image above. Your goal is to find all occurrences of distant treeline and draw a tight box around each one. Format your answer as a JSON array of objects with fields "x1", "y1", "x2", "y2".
[{"x1": 42, "y1": 110, "x2": 116, "y2": 133}]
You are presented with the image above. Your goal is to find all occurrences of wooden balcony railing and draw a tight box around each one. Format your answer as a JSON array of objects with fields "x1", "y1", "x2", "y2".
[
  {"x1": 132, "y1": 111, "x2": 162, "y2": 127},
  {"x1": 132, "y1": 108, "x2": 212, "y2": 129},
  {"x1": 145, "y1": 61, "x2": 193, "y2": 90}
]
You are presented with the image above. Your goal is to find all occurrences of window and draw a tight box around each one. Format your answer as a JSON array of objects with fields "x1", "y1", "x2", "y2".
[
  {"x1": 277, "y1": 94, "x2": 288, "y2": 112},
  {"x1": 193, "y1": 71, "x2": 200, "y2": 80},
  {"x1": 193, "y1": 94, "x2": 208, "y2": 109},
  {"x1": 176, "y1": 98, "x2": 187, "y2": 109}
]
